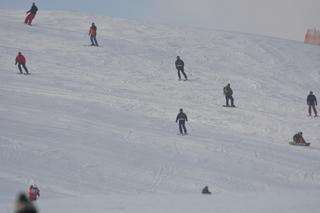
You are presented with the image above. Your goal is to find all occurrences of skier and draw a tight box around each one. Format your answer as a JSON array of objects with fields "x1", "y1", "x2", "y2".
[
  {"x1": 88, "y1": 23, "x2": 99, "y2": 46},
  {"x1": 176, "y1": 108, "x2": 188, "y2": 135},
  {"x1": 307, "y1": 91, "x2": 317, "y2": 117},
  {"x1": 25, "y1": 2, "x2": 38, "y2": 25},
  {"x1": 15, "y1": 52, "x2": 29, "y2": 75},
  {"x1": 175, "y1": 56, "x2": 188, "y2": 81},
  {"x1": 15, "y1": 193, "x2": 38, "y2": 213},
  {"x1": 28, "y1": 184, "x2": 40, "y2": 202},
  {"x1": 201, "y1": 186, "x2": 211, "y2": 194},
  {"x1": 223, "y1": 83, "x2": 235, "y2": 107},
  {"x1": 292, "y1": 132, "x2": 309, "y2": 146}
]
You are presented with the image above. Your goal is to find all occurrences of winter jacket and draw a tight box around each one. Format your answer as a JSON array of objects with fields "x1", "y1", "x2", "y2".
[
  {"x1": 15, "y1": 205, "x2": 37, "y2": 213},
  {"x1": 223, "y1": 86, "x2": 233, "y2": 97},
  {"x1": 28, "y1": 186, "x2": 40, "y2": 201},
  {"x1": 175, "y1": 59, "x2": 184, "y2": 69},
  {"x1": 27, "y1": 5, "x2": 38, "y2": 15},
  {"x1": 307, "y1": 94, "x2": 317, "y2": 105},
  {"x1": 293, "y1": 134, "x2": 306, "y2": 144},
  {"x1": 16, "y1": 55, "x2": 26, "y2": 64},
  {"x1": 202, "y1": 187, "x2": 211, "y2": 194},
  {"x1": 176, "y1": 112, "x2": 188, "y2": 122},
  {"x1": 89, "y1": 25, "x2": 97, "y2": 37}
]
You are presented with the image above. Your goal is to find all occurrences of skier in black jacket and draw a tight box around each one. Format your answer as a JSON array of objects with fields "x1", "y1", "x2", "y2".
[
  {"x1": 307, "y1": 91, "x2": 317, "y2": 117},
  {"x1": 175, "y1": 56, "x2": 188, "y2": 81},
  {"x1": 176, "y1": 108, "x2": 188, "y2": 135},
  {"x1": 223, "y1": 83, "x2": 235, "y2": 107},
  {"x1": 25, "y1": 3, "x2": 38, "y2": 25}
]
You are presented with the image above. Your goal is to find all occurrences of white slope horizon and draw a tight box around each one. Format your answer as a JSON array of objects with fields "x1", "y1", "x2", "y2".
[{"x1": 0, "y1": 10, "x2": 320, "y2": 213}]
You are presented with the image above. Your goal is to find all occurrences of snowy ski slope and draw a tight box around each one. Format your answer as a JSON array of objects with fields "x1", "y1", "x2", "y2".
[{"x1": 0, "y1": 10, "x2": 320, "y2": 213}]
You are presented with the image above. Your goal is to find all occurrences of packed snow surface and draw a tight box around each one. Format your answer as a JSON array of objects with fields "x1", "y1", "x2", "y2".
[{"x1": 0, "y1": 10, "x2": 320, "y2": 213}]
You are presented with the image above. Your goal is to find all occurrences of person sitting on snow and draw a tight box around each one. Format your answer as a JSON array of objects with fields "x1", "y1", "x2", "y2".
[
  {"x1": 293, "y1": 132, "x2": 307, "y2": 145},
  {"x1": 201, "y1": 186, "x2": 211, "y2": 194}
]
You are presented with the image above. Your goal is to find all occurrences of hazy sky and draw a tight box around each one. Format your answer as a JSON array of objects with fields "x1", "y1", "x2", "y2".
[{"x1": 1, "y1": 0, "x2": 319, "y2": 41}]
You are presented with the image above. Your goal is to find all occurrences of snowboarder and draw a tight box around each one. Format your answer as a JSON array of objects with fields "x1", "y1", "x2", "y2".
[
  {"x1": 25, "y1": 2, "x2": 38, "y2": 25},
  {"x1": 223, "y1": 83, "x2": 235, "y2": 107},
  {"x1": 175, "y1": 56, "x2": 188, "y2": 81},
  {"x1": 88, "y1": 23, "x2": 99, "y2": 46},
  {"x1": 15, "y1": 193, "x2": 38, "y2": 213},
  {"x1": 28, "y1": 184, "x2": 40, "y2": 202},
  {"x1": 201, "y1": 186, "x2": 211, "y2": 194},
  {"x1": 292, "y1": 132, "x2": 309, "y2": 145},
  {"x1": 307, "y1": 91, "x2": 317, "y2": 117},
  {"x1": 15, "y1": 52, "x2": 29, "y2": 75},
  {"x1": 176, "y1": 108, "x2": 188, "y2": 135}
]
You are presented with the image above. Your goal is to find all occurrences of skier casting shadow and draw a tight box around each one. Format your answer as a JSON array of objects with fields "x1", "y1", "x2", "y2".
[
  {"x1": 176, "y1": 108, "x2": 188, "y2": 135},
  {"x1": 175, "y1": 56, "x2": 188, "y2": 81}
]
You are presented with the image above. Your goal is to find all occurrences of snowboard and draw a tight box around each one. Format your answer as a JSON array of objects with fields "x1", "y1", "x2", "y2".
[
  {"x1": 289, "y1": 141, "x2": 310, "y2": 146},
  {"x1": 223, "y1": 105, "x2": 236, "y2": 108}
]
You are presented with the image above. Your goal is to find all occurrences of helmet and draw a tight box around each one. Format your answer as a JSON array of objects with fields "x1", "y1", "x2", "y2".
[
  {"x1": 179, "y1": 108, "x2": 183, "y2": 112},
  {"x1": 298, "y1": 132, "x2": 303, "y2": 135},
  {"x1": 310, "y1": 91, "x2": 313, "y2": 95},
  {"x1": 177, "y1": 56, "x2": 180, "y2": 59}
]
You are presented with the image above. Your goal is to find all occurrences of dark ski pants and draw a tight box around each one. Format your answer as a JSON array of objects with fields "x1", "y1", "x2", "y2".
[
  {"x1": 18, "y1": 63, "x2": 29, "y2": 74},
  {"x1": 308, "y1": 104, "x2": 317, "y2": 116},
  {"x1": 178, "y1": 120, "x2": 187, "y2": 134},
  {"x1": 25, "y1": 14, "x2": 35, "y2": 25},
  {"x1": 90, "y1": 36, "x2": 98, "y2": 46},
  {"x1": 225, "y1": 95, "x2": 234, "y2": 106},
  {"x1": 177, "y1": 68, "x2": 188, "y2": 80}
]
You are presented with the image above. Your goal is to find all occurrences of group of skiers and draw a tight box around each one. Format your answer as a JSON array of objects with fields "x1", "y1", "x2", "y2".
[{"x1": 17, "y1": 4, "x2": 319, "y2": 138}]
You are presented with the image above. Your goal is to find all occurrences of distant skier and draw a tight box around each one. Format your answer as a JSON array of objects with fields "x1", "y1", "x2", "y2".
[
  {"x1": 175, "y1": 56, "x2": 188, "y2": 81},
  {"x1": 292, "y1": 132, "x2": 309, "y2": 146},
  {"x1": 307, "y1": 91, "x2": 317, "y2": 117},
  {"x1": 223, "y1": 83, "x2": 235, "y2": 107},
  {"x1": 88, "y1": 23, "x2": 99, "y2": 46},
  {"x1": 15, "y1": 52, "x2": 29, "y2": 75},
  {"x1": 28, "y1": 184, "x2": 40, "y2": 202},
  {"x1": 201, "y1": 186, "x2": 211, "y2": 194},
  {"x1": 176, "y1": 108, "x2": 188, "y2": 135},
  {"x1": 25, "y1": 2, "x2": 38, "y2": 25}
]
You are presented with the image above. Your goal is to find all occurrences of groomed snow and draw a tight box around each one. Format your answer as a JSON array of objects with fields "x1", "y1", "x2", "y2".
[{"x1": 0, "y1": 10, "x2": 320, "y2": 213}]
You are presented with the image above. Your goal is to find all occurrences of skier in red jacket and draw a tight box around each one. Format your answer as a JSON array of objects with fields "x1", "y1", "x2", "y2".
[
  {"x1": 25, "y1": 2, "x2": 38, "y2": 25},
  {"x1": 28, "y1": 184, "x2": 40, "y2": 201},
  {"x1": 89, "y1": 23, "x2": 99, "y2": 46},
  {"x1": 15, "y1": 52, "x2": 29, "y2": 74}
]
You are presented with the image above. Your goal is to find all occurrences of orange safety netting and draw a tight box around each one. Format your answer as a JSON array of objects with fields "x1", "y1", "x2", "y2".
[{"x1": 304, "y1": 29, "x2": 320, "y2": 45}]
